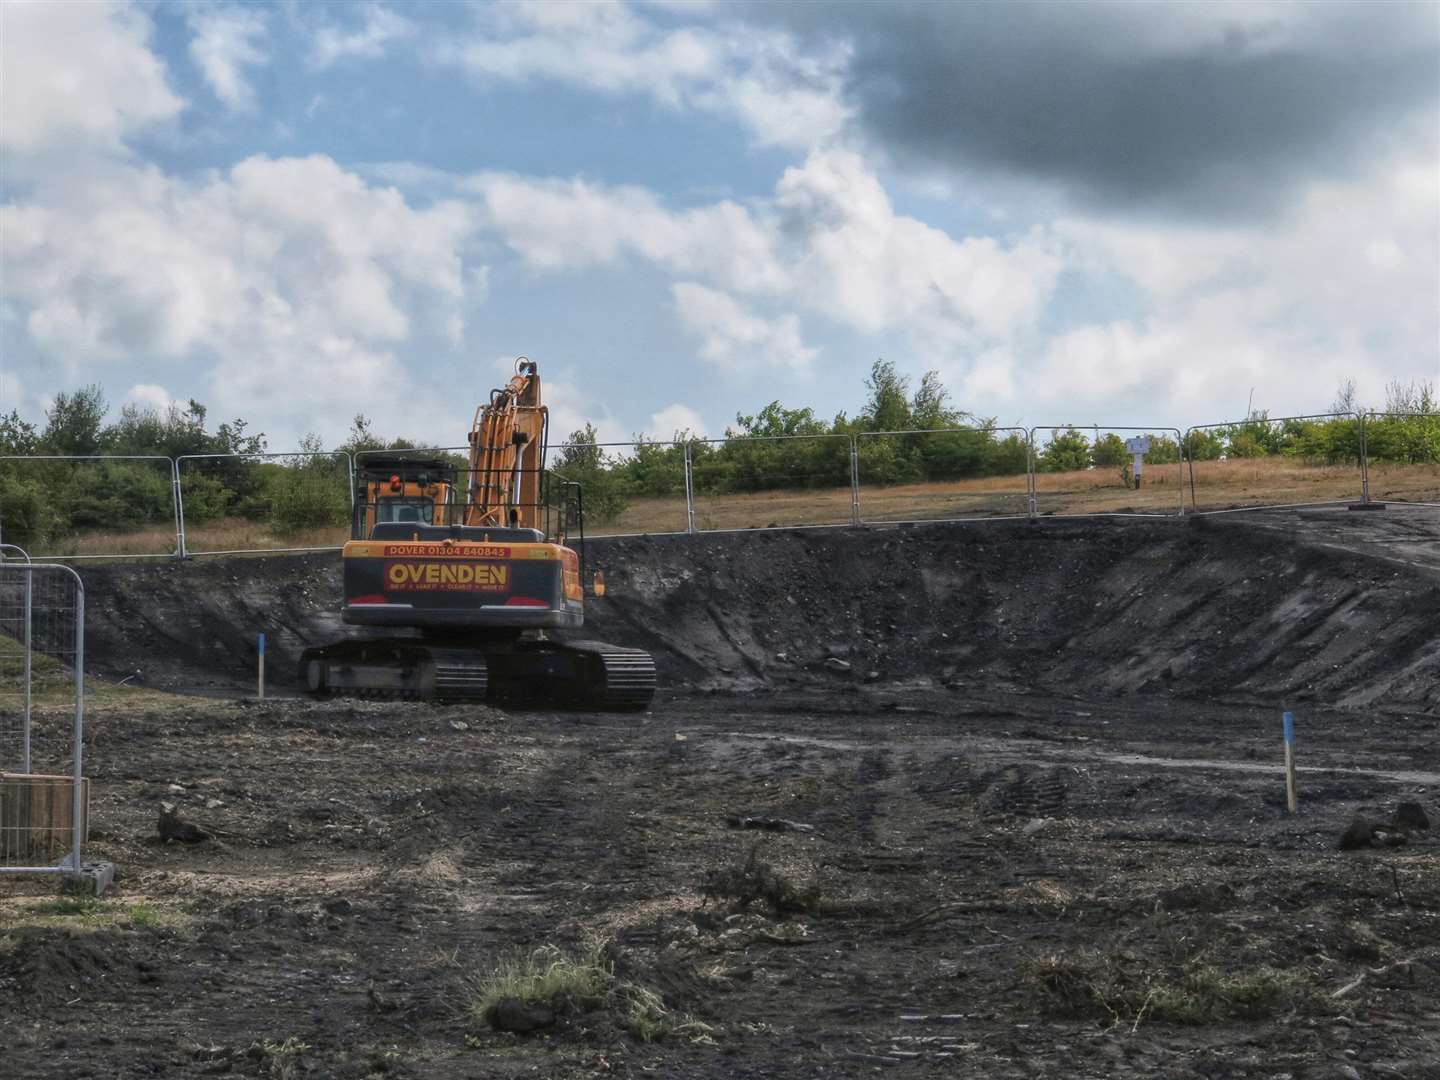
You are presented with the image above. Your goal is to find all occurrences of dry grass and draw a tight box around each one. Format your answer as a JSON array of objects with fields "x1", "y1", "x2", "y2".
[
  {"x1": 462, "y1": 938, "x2": 700, "y2": 1042},
  {"x1": 0, "y1": 894, "x2": 185, "y2": 931},
  {"x1": 21, "y1": 460, "x2": 1440, "y2": 552},
  {"x1": 591, "y1": 458, "x2": 1436, "y2": 533},
  {"x1": 701, "y1": 843, "x2": 822, "y2": 916},
  {"x1": 1031, "y1": 948, "x2": 1320, "y2": 1027},
  {"x1": 32, "y1": 517, "x2": 348, "y2": 559}
]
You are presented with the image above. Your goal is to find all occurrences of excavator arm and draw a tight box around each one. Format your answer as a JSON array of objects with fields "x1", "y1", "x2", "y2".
[{"x1": 465, "y1": 358, "x2": 548, "y2": 531}]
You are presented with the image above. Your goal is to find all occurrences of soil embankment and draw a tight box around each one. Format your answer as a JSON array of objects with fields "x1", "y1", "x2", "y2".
[{"x1": 77, "y1": 510, "x2": 1440, "y2": 711}]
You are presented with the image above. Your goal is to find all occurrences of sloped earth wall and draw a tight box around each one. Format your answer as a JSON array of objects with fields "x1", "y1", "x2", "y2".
[{"x1": 76, "y1": 511, "x2": 1439, "y2": 712}]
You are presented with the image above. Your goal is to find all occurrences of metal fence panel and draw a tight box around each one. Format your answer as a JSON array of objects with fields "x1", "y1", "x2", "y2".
[
  {"x1": 0, "y1": 454, "x2": 180, "y2": 560},
  {"x1": 177, "y1": 452, "x2": 354, "y2": 556},
  {"x1": 1029, "y1": 426, "x2": 1185, "y2": 517},
  {"x1": 1183, "y1": 412, "x2": 1363, "y2": 514},
  {"x1": 0, "y1": 558, "x2": 86, "y2": 877},
  {"x1": 549, "y1": 440, "x2": 690, "y2": 537},
  {"x1": 856, "y1": 428, "x2": 1032, "y2": 523},
  {"x1": 1360, "y1": 411, "x2": 1440, "y2": 507},
  {"x1": 688, "y1": 434, "x2": 856, "y2": 532},
  {"x1": 357, "y1": 442, "x2": 681, "y2": 539}
]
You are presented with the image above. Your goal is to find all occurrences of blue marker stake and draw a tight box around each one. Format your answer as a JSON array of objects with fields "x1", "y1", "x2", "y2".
[
  {"x1": 258, "y1": 632, "x2": 266, "y2": 700},
  {"x1": 1282, "y1": 711, "x2": 1297, "y2": 812}
]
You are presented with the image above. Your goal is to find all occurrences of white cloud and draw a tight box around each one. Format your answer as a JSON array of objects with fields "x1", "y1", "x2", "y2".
[
  {"x1": 1, "y1": 155, "x2": 479, "y2": 446},
  {"x1": 0, "y1": 371, "x2": 25, "y2": 415},
  {"x1": 999, "y1": 150, "x2": 1440, "y2": 423},
  {"x1": 124, "y1": 383, "x2": 177, "y2": 413},
  {"x1": 648, "y1": 403, "x2": 707, "y2": 439},
  {"x1": 311, "y1": 3, "x2": 416, "y2": 68},
  {"x1": 0, "y1": 0, "x2": 182, "y2": 157},
  {"x1": 467, "y1": 150, "x2": 1064, "y2": 366},
  {"x1": 773, "y1": 150, "x2": 1063, "y2": 347},
  {"x1": 672, "y1": 283, "x2": 817, "y2": 374},
  {"x1": 434, "y1": 1, "x2": 849, "y2": 151},
  {"x1": 468, "y1": 172, "x2": 787, "y2": 293},
  {"x1": 187, "y1": 4, "x2": 268, "y2": 112}
]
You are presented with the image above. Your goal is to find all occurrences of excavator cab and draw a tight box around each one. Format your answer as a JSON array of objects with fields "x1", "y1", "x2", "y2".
[{"x1": 353, "y1": 456, "x2": 459, "y2": 539}]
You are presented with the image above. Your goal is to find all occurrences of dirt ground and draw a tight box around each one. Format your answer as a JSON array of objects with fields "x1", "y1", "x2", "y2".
[{"x1": 3, "y1": 509, "x2": 1439, "y2": 1078}]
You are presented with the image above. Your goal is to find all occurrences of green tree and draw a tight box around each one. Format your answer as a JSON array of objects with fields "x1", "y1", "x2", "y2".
[
  {"x1": 861, "y1": 360, "x2": 912, "y2": 433},
  {"x1": 1091, "y1": 433, "x2": 1128, "y2": 468},
  {"x1": 910, "y1": 370, "x2": 970, "y2": 430},
  {"x1": 42, "y1": 385, "x2": 108, "y2": 455},
  {"x1": 267, "y1": 434, "x2": 351, "y2": 534},
  {"x1": 550, "y1": 424, "x2": 630, "y2": 524},
  {"x1": 1038, "y1": 428, "x2": 1091, "y2": 473},
  {"x1": 0, "y1": 410, "x2": 39, "y2": 456},
  {"x1": 338, "y1": 413, "x2": 415, "y2": 456},
  {"x1": 1183, "y1": 429, "x2": 1225, "y2": 461},
  {"x1": 1143, "y1": 434, "x2": 1181, "y2": 465}
]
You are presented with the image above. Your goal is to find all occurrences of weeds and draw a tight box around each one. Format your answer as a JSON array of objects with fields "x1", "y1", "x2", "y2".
[
  {"x1": 11, "y1": 895, "x2": 183, "y2": 929},
  {"x1": 467, "y1": 939, "x2": 610, "y2": 1019},
  {"x1": 1030, "y1": 948, "x2": 1319, "y2": 1028},
  {"x1": 702, "y1": 842, "x2": 820, "y2": 916},
  {"x1": 259, "y1": 1037, "x2": 311, "y2": 1080},
  {"x1": 30, "y1": 894, "x2": 100, "y2": 917},
  {"x1": 462, "y1": 938, "x2": 709, "y2": 1043}
]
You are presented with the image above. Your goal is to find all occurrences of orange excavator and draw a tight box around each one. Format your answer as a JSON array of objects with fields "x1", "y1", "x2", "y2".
[{"x1": 299, "y1": 359, "x2": 655, "y2": 708}]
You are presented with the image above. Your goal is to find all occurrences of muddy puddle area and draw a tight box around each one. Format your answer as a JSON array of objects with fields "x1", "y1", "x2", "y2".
[{"x1": 3, "y1": 688, "x2": 1438, "y2": 1079}]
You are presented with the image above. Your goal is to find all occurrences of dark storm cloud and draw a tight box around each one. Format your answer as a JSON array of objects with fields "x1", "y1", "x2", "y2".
[{"x1": 754, "y1": 1, "x2": 1439, "y2": 218}]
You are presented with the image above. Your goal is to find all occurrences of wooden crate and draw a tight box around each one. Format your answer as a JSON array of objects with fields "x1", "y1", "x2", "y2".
[{"x1": 0, "y1": 773, "x2": 90, "y2": 864}]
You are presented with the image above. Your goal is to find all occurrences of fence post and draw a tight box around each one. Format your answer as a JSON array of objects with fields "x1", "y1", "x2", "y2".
[
  {"x1": 1358, "y1": 412, "x2": 1371, "y2": 505},
  {"x1": 70, "y1": 572, "x2": 85, "y2": 873},
  {"x1": 171, "y1": 457, "x2": 187, "y2": 559},
  {"x1": 849, "y1": 436, "x2": 861, "y2": 525},
  {"x1": 1026, "y1": 429, "x2": 1038, "y2": 520},
  {"x1": 22, "y1": 563, "x2": 32, "y2": 773},
  {"x1": 683, "y1": 442, "x2": 696, "y2": 535},
  {"x1": 345, "y1": 453, "x2": 357, "y2": 516},
  {"x1": 1184, "y1": 428, "x2": 1198, "y2": 513}
]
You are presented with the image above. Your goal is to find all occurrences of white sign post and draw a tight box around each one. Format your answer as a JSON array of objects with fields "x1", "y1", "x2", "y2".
[{"x1": 1124, "y1": 436, "x2": 1151, "y2": 490}]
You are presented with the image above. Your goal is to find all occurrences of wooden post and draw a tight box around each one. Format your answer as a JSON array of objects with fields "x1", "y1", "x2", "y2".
[
  {"x1": 257, "y1": 632, "x2": 265, "y2": 700},
  {"x1": 1, "y1": 774, "x2": 89, "y2": 862},
  {"x1": 1283, "y1": 711, "x2": 1297, "y2": 813}
]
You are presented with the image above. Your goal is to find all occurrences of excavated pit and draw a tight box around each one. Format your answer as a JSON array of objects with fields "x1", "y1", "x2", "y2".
[
  {"x1": 9, "y1": 506, "x2": 1440, "y2": 1080},
  {"x1": 77, "y1": 508, "x2": 1440, "y2": 712}
]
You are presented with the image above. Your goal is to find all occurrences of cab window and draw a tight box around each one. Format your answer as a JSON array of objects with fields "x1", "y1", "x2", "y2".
[{"x1": 376, "y1": 497, "x2": 435, "y2": 524}]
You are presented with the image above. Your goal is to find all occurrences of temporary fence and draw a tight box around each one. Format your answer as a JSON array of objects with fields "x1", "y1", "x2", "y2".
[
  {"x1": 855, "y1": 428, "x2": 1032, "y2": 523},
  {"x1": 549, "y1": 441, "x2": 690, "y2": 537},
  {"x1": 5, "y1": 410, "x2": 1439, "y2": 555},
  {"x1": 1029, "y1": 427, "x2": 1185, "y2": 517},
  {"x1": 1359, "y1": 411, "x2": 1440, "y2": 507},
  {"x1": 0, "y1": 546, "x2": 33, "y2": 773},
  {"x1": 1182, "y1": 412, "x2": 1364, "y2": 514},
  {"x1": 177, "y1": 451, "x2": 354, "y2": 556},
  {"x1": 0, "y1": 556, "x2": 87, "y2": 880},
  {"x1": 0, "y1": 454, "x2": 180, "y2": 559},
  {"x1": 688, "y1": 434, "x2": 855, "y2": 532}
]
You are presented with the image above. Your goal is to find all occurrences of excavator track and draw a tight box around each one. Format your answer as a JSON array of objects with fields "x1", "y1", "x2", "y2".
[
  {"x1": 559, "y1": 640, "x2": 657, "y2": 709},
  {"x1": 299, "y1": 637, "x2": 653, "y2": 709}
]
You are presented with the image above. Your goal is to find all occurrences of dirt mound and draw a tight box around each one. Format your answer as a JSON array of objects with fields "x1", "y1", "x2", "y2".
[
  {"x1": 75, "y1": 512, "x2": 1440, "y2": 710},
  {"x1": 1, "y1": 928, "x2": 130, "y2": 1006}
]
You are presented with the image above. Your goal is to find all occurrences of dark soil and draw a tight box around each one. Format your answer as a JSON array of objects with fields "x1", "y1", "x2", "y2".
[
  {"x1": 77, "y1": 508, "x2": 1440, "y2": 711},
  {"x1": 3, "y1": 508, "x2": 1439, "y2": 1078}
]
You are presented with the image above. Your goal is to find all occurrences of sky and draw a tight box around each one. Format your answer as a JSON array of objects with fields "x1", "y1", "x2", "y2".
[{"x1": 2, "y1": 0, "x2": 1437, "y2": 451}]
